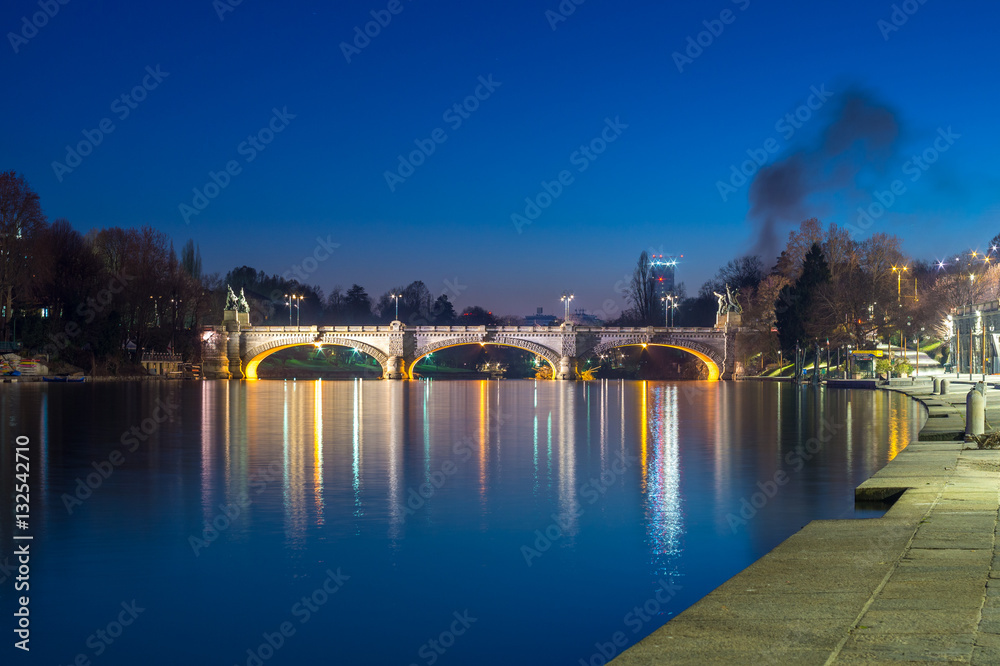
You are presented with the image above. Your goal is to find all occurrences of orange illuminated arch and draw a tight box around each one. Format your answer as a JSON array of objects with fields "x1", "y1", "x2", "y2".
[
  {"x1": 243, "y1": 343, "x2": 385, "y2": 380},
  {"x1": 407, "y1": 342, "x2": 558, "y2": 379},
  {"x1": 587, "y1": 343, "x2": 720, "y2": 381}
]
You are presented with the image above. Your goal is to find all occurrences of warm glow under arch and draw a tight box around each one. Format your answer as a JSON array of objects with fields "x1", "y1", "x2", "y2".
[
  {"x1": 243, "y1": 342, "x2": 388, "y2": 380},
  {"x1": 407, "y1": 342, "x2": 559, "y2": 379},
  {"x1": 581, "y1": 343, "x2": 721, "y2": 381}
]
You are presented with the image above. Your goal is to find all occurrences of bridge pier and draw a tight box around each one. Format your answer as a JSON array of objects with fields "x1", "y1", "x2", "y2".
[
  {"x1": 226, "y1": 322, "x2": 244, "y2": 379},
  {"x1": 557, "y1": 356, "x2": 575, "y2": 380},
  {"x1": 385, "y1": 356, "x2": 406, "y2": 380}
]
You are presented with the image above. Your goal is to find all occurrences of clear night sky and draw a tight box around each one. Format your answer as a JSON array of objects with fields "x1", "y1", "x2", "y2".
[{"x1": 5, "y1": 0, "x2": 999, "y2": 316}]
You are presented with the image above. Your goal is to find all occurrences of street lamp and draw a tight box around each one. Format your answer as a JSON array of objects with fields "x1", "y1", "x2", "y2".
[
  {"x1": 391, "y1": 292, "x2": 400, "y2": 321},
  {"x1": 294, "y1": 295, "x2": 303, "y2": 326},
  {"x1": 560, "y1": 291, "x2": 574, "y2": 321},
  {"x1": 284, "y1": 294, "x2": 292, "y2": 325},
  {"x1": 892, "y1": 265, "x2": 908, "y2": 302}
]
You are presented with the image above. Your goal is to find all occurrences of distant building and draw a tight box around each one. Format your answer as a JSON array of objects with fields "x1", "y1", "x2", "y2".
[
  {"x1": 568, "y1": 309, "x2": 603, "y2": 326},
  {"x1": 525, "y1": 307, "x2": 558, "y2": 326},
  {"x1": 650, "y1": 254, "x2": 678, "y2": 298}
]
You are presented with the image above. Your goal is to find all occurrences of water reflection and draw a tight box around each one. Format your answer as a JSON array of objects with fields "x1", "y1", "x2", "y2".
[
  {"x1": 645, "y1": 385, "x2": 683, "y2": 579},
  {"x1": 3, "y1": 379, "x2": 927, "y2": 666}
]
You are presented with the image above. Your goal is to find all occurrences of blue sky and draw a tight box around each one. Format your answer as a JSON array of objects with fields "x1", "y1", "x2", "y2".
[{"x1": 4, "y1": 0, "x2": 1000, "y2": 315}]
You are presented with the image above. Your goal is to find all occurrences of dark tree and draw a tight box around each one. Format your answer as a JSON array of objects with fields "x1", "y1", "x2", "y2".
[
  {"x1": 628, "y1": 251, "x2": 656, "y2": 325},
  {"x1": 775, "y1": 242, "x2": 831, "y2": 353},
  {"x1": 344, "y1": 284, "x2": 374, "y2": 324},
  {"x1": 0, "y1": 171, "x2": 47, "y2": 339},
  {"x1": 459, "y1": 306, "x2": 496, "y2": 326},
  {"x1": 431, "y1": 294, "x2": 456, "y2": 325}
]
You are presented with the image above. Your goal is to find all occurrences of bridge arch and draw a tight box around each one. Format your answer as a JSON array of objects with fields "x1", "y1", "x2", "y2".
[
  {"x1": 243, "y1": 338, "x2": 389, "y2": 380},
  {"x1": 408, "y1": 338, "x2": 561, "y2": 379},
  {"x1": 579, "y1": 337, "x2": 722, "y2": 381}
]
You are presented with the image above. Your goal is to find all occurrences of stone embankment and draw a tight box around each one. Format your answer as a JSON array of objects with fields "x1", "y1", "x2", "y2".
[{"x1": 612, "y1": 380, "x2": 1000, "y2": 665}]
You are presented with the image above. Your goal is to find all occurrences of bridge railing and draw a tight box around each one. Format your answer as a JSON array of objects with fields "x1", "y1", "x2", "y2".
[{"x1": 238, "y1": 324, "x2": 728, "y2": 334}]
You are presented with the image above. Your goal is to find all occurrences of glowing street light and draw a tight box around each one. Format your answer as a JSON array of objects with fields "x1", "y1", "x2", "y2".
[
  {"x1": 892, "y1": 265, "x2": 908, "y2": 301},
  {"x1": 284, "y1": 294, "x2": 292, "y2": 325},
  {"x1": 560, "y1": 291, "x2": 574, "y2": 321},
  {"x1": 390, "y1": 292, "x2": 401, "y2": 320}
]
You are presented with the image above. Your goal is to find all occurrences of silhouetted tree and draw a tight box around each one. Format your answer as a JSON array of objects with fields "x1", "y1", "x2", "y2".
[
  {"x1": 775, "y1": 242, "x2": 830, "y2": 353},
  {"x1": 0, "y1": 171, "x2": 47, "y2": 339}
]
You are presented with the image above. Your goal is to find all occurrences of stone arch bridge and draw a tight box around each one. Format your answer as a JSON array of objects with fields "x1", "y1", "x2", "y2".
[{"x1": 201, "y1": 320, "x2": 739, "y2": 380}]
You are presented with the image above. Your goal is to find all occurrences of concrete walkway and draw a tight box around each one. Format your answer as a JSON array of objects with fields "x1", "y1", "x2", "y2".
[{"x1": 611, "y1": 383, "x2": 1000, "y2": 665}]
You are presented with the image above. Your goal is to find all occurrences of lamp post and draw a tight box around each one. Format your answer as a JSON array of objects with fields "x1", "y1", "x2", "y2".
[
  {"x1": 560, "y1": 291, "x2": 574, "y2": 321},
  {"x1": 892, "y1": 265, "x2": 908, "y2": 303},
  {"x1": 294, "y1": 295, "x2": 302, "y2": 326},
  {"x1": 284, "y1": 294, "x2": 292, "y2": 325},
  {"x1": 991, "y1": 324, "x2": 997, "y2": 376},
  {"x1": 391, "y1": 293, "x2": 400, "y2": 321}
]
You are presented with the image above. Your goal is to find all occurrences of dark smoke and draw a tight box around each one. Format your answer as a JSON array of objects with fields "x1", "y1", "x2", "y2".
[{"x1": 748, "y1": 91, "x2": 902, "y2": 263}]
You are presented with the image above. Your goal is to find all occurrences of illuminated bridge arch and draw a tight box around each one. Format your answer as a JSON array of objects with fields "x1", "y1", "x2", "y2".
[
  {"x1": 579, "y1": 337, "x2": 723, "y2": 381},
  {"x1": 408, "y1": 337, "x2": 561, "y2": 379},
  {"x1": 242, "y1": 337, "x2": 388, "y2": 380}
]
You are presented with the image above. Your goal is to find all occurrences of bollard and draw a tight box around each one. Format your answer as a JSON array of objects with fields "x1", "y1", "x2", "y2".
[
  {"x1": 933, "y1": 377, "x2": 941, "y2": 394},
  {"x1": 966, "y1": 389, "x2": 985, "y2": 439},
  {"x1": 941, "y1": 379, "x2": 950, "y2": 395}
]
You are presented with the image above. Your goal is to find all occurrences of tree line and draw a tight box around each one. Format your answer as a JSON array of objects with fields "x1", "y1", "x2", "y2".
[{"x1": 4, "y1": 168, "x2": 995, "y2": 375}]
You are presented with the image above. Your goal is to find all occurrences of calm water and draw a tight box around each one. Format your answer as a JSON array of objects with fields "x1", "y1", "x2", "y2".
[{"x1": 0, "y1": 380, "x2": 922, "y2": 665}]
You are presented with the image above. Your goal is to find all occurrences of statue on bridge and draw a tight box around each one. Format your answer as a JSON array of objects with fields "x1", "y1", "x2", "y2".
[
  {"x1": 237, "y1": 288, "x2": 250, "y2": 314},
  {"x1": 713, "y1": 284, "x2": 742, "y2": 317},
  {"x1": 224, "y1": 284, "x2": 251, "y2": 314},
  {"x1": 225, "y1": 285, "x2": 239, "y2": 311}
]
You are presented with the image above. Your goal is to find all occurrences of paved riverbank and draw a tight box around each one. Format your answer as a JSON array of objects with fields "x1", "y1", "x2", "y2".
[{"x1": 612, "y1": 381, "x2": 1000, "y2": 665}]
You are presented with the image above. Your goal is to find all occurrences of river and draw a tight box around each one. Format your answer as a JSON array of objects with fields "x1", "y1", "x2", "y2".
[{"x1": 0, "y1": 379, "x2": 922, "y2": 665}]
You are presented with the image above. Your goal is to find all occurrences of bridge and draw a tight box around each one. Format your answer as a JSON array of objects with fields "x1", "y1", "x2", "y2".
[{"x1": 201, "y1": 314, "x2": 740, "y2": 380}]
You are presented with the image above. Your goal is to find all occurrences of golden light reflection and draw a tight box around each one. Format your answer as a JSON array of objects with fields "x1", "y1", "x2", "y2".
[
  {"x1": 314, "y1": 380, "x2": 324, "y2": 525},
  {"x1": 283, "y1": 381, "x2": 306, "y2": 547},
  {"x1": 640, "y1": 381, "x2": 648, "y2": 492},
  {"x1": 479, "y1": 380, "x2": 487, "y2": 502}
]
